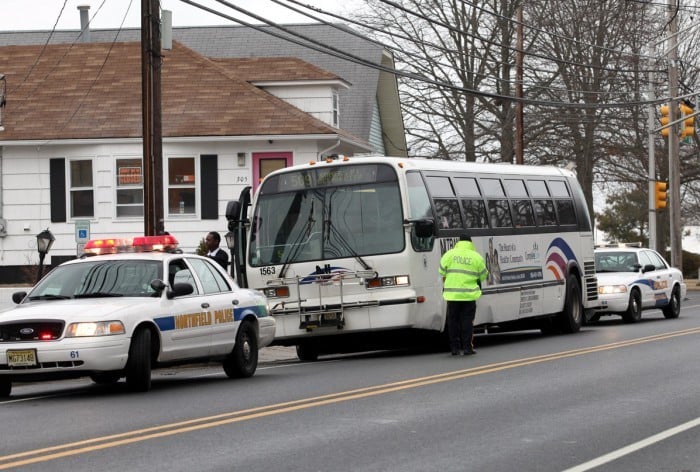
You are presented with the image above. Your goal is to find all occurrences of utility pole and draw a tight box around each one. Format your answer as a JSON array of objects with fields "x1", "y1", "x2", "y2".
[
  {"x1": 141, "y1": 0, "x2": 164, "y2": 236},
  {"x1": 648, "y1": 66, "x2": 657, "y2": 251},
  {"x1": 667, "y1": 0, "x2": 682, "y2": 269},
  {"x1": 514, "y1": 5, "x2": 524, "y2": 165}
]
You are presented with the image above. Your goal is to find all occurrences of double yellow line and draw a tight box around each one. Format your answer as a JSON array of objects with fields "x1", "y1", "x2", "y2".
[{"x1": 2, "y1": 327, "x2": 700, "y2": 470}]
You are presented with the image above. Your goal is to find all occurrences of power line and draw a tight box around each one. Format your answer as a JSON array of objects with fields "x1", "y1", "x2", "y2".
[
  {"x1": 180, "y1": 0, "x2": 669, "y2": 109},
  {"x1": 274, "y1": 0, "x2": 653, "y2": 100}
]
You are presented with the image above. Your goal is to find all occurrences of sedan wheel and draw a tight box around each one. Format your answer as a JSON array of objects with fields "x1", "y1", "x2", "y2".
[
  {"x1": 662, "y1": 286, "x2": 681, "y2": 319},
  {"x1": 622, "y1": 289, "x2": 642, "y2": 323}
]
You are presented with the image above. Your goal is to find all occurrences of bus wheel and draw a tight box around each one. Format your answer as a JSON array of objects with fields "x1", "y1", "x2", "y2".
[
  {"x1": 0, "y1": 377, "x2": 11, "y2": 397},
  {"x1": 558, "y1": 275, "x2": 582, "y2": 334},
  {"x1": 296, "y1": 342, "x2": 319, "y2": 362}
]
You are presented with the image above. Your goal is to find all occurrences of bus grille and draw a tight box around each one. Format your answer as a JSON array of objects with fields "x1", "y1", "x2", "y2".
[{"x1": 583, "y1": 260, "x2": 598, "y2": 301}]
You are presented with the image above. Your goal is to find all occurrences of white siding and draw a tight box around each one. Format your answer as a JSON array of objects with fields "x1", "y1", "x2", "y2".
[
  {"x1": 0, "y1": 139, "x2": 327, "y2": 269},
  {"x1": 261, "y1": 84, "x2": 337, "y2": 127}
]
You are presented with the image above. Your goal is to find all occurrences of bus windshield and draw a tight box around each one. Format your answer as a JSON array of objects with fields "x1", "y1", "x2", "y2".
[{"x1": 249, "y1": 164, "x2": 404, "y2": 267}]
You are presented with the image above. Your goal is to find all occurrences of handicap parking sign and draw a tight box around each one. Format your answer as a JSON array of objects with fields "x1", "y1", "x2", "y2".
[{"x1": 75, "y1": 220, "x2": 90, "y2": 243}]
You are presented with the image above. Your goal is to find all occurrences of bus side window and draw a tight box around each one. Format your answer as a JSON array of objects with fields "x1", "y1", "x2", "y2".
[
  {"x1": 488, "y1": 199, "x2": 512, "y2": 228},
  {"x1": 462, "y1": 199, "x2": 488, "y2": 228},
  {"x1": 534, "y1": 200, "x2": 557, "y2": 226},
  {"x1": 406, "y1": 172, "x2": 434, "y2": 252},
  {"x1": 512, "y1": 200, "x2": 535, "y2": 227},
  {"x1": 556, "y1": 199, "x2": 577, "y2": 225},
  {"x1": 435, "y1": 199, "x2": 463, "y2": 229}
]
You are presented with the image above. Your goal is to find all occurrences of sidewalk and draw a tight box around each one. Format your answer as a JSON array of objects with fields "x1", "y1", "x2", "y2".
[{"x1": 259, "y1": 345, "x2": 298, "y2": 363}]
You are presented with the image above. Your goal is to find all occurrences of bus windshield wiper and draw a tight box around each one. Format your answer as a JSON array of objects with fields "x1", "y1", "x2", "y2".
[
  {"x1": 279, "y1": 199, "x2": 316, "y2": 279},
  {"x1": 324, "y1": 220, "x2": 372, "y2": 271}
]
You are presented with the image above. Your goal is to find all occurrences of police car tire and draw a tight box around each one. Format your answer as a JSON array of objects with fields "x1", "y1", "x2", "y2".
[
  {"x1": 126, "y1": 328, "x2": 152, "y2": 392},
  {"x1": 90, "y1": 371, "x2": 122, "y2": 385},
  {"x1": 662, "y1": 286, "x2": 681, "y2": 319},
  {"x1": 622, "y1": 289, "x2": 642, "y2": 324},
  {"x1": 558, "y1": 275, "x2": 582, "y2": 334},
  {"x1": 223, "y1": 320, "x2": 258, "y2": 378},
  {"x1": 0, "y1": 377, "x2": 10, "y2": 397}
]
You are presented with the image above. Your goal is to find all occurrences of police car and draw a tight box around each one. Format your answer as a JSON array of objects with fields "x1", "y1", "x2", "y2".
[
  {"x1": 593, "y1": 244, "x2": 686, "y2": 323},
  {"x1": 0, "y1": 235, "x2": 275, "y2": 397}
]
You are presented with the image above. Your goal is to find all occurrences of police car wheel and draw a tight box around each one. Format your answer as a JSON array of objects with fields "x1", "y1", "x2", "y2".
[
  {"x1": 662, "y1": 286, "x2": 681, "y2": 319},
  {"x1": 622, "y1": 289, "x2": 642, "y2": 324},
  {"x1": 126, "y1": 328, "x2": 152, "y2": 392},
  {"x1": 223, "y1": 320, "x2": 258, "y2": 378},
  {"x1": 0, "y1": 377, "x2": 10, "y2": 397},
  {"x1": 90, "y1": 371, "x2": 122, "y2": 385}
]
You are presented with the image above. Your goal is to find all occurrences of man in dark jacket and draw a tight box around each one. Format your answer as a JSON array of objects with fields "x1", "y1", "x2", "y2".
[{"x1": 205, "y1": 231, "x2": 229, "y2": 270}]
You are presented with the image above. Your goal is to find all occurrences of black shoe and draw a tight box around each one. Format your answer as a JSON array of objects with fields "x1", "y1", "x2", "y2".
[
  {"x1": 463, "y1": 349, "x2": 476, "y2": 355},
  {"x1": 451, "y1": 350, "x2": 460, "y2": 356}
]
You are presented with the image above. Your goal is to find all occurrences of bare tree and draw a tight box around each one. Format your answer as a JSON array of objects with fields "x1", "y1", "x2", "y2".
[{"x1": 358, "y1": 0, "x2": 524, "y2": 161}]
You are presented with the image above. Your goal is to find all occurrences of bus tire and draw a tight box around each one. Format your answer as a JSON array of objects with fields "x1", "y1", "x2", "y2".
[
  {"x1": 223, "y1": 320, "x2": 258, "y2": 378},
  {"x1": 662, "y1": 286, "x2": 681, "y2": 319},
  {"x1": 296, "y1": 342, "x2": 319, "y2": 362},
  {"x1": 0, "y1": 377, "x2": 10, "y2": 397},
  {"x1": 125, "y1": 327, "x2": 152, "y2": 392},
  {"x1": 558, "y1": 274, "x2": 582, "y2": 334}
]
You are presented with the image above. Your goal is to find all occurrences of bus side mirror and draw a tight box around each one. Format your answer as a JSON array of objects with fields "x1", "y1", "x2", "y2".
[
  {"x1": 413, "y1": 219, "x2": 435, "y2": 238},
  {"x1": 226, "y1": 201, "x2": 240, "y2": 222}
]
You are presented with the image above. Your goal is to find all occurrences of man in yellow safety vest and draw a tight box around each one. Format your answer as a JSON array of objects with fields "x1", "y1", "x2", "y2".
[{"x1": 439, "y1": 234, "x2": 488, "y2": 356}]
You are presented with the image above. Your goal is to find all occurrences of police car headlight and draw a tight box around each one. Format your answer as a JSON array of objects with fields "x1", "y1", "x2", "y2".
[
  {"x1": 65, "y1": 321, "x2": 125, "y2": 337},
  {"x1": 598, "y1": 285, "x2": 627, "y2": 295}
]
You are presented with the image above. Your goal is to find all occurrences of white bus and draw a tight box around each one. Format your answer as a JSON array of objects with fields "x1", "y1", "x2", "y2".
[{"x1": 227, "y1": 156, "x2": 598, "y2": 360}]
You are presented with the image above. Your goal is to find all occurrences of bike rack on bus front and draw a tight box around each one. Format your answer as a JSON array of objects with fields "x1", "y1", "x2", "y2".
[{"x1": 266, "y1": 270, "x2": 378, "y2": 331}]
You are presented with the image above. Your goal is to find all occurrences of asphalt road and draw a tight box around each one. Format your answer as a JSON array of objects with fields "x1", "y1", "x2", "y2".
[{"x1": 3, "y1": 295, "x2": 700, "y2": 472}]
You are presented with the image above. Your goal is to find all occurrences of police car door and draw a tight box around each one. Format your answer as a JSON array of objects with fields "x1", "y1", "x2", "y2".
[
  {"x1": 643, "y1": 250, "x2": 673, "y2": 307},
  {"x1": 186, "y1": 257, "x2": 239, "y2": 357},
  {"x1": 158, "y1": 258, "x2": 213, "y2": 361}
]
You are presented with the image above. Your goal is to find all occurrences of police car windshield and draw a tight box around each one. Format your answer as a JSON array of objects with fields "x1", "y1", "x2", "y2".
[{"x1": 29, "y1": 260, "x2": 163, "y2": 300}]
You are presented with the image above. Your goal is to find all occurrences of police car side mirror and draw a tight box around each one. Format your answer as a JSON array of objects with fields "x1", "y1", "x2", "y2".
[
  {"x1": 150, "y1": 279, "x2": 167, "y2": 295},
  {"x1": 12, "y1": 291, "x2": 27, "y2": 304},
  {"x1": 642, "y1": 264, "x2": 655, "y2": 273},
  {"x1": 167, "y1": 282, "x2": 194, "y2": 299}
]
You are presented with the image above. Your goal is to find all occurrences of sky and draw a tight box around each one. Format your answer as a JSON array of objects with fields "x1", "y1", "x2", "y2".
[{"x1": 0, "y1": 0, "x2": 358, "y2": 31}]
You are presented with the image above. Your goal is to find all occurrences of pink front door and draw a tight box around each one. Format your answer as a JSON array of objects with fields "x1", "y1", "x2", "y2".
[{"x1": 252, "y1": 152, "x2": 293, "y2": 192}]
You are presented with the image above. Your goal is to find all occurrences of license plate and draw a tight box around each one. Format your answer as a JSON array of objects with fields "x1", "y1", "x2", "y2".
[
  {"x1": 7, "y1": 349, "x2": 37, "y2": 367},
  {"x1": 322, "y1": 312, "x2": 337, "y2": 321}
]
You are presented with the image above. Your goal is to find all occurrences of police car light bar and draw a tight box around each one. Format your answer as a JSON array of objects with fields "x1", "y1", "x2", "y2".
[{"x1": 84, "y1": 235, "x2": 179, "y2": 255}]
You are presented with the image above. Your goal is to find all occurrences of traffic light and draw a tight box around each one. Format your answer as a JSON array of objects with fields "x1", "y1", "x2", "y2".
[
  {"x1": 680, "y1": 101, "x2": 695, "y2": 138},
  {"x1": 655, "y1": 181, "x2": 668, "y2": 210},
  {"x1": 660, "y1": 105, "x2": 670, "y2": 137}
]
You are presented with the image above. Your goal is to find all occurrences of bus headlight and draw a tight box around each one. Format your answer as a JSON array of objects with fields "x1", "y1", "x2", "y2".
[
  {"x1": 65, "y1": 321, "x2": 125, "y2": 337},
  {"x1": 598, "y1": 285, "x2": 627, "y2": 295},
  {"x1": 366, "y1": 275, "x2": 410, "y2": 289},
  {"x1": 262, "y1": 286, "x2": 290, "y2": 299}
]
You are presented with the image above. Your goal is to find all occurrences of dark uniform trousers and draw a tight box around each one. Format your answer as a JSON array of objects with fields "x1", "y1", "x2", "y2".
[{"x1": 446, "y1": 300, "x2": 477, "y2": 353}]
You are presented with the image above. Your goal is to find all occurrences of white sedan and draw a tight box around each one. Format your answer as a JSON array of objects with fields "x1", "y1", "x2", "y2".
[
  {"x1": 0, "y1": 236, "x2": 275, "y2": 397},
  {"x1": 593, "y1": 245, "x2": 686, "y2": 323}
]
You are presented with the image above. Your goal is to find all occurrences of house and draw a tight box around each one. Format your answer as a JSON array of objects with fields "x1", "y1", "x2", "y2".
[{"x1": 0, "y1": 22, "x2": 406, "y2": 283}]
